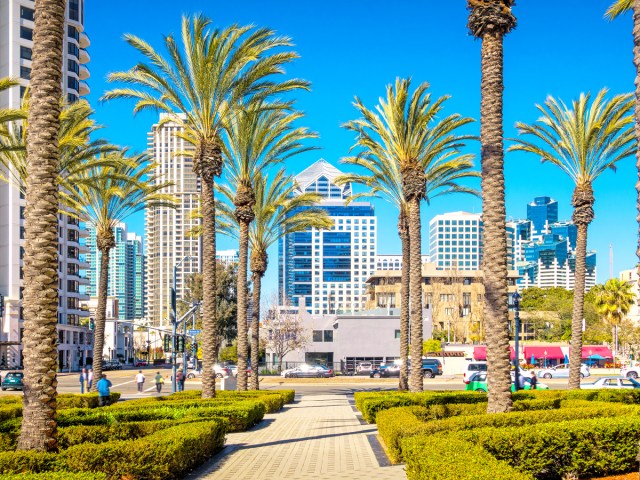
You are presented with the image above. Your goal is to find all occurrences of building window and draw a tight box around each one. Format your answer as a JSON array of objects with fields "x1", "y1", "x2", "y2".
[
  {"x1": 20, "y1": 66, "x2": 31, "y2": 80},
  {"x1": 67, "y1": 77, "x2": 79, "y2": 91},
  {"x1": 68, "y1": 59, "x2": 79, "y2": 75},
  {"x1": 394, "y1": 329, "x2": 401, "y2": 339},
  {"x1": 20, "y1": 6, "x2": 35, "y2": 21},
  {"x1": 20, "y1": 46, "x2": 32, "y2": 60},
  {"x1": 67, "y1": 93, "x2": 78, "y2": 104},
  {"x1": 68, "y1": 43, "x2": 79, "y2": 57},
  {"x1": 312, "y1": 330, "x2": 323, "y2": 342},
  {"x1": 20, "y1": 27, "x2": 33, "y2": 41},
  {"x1": 69, "y1": 0, "x2": 80, "y2": 21},
  {"x1": 67, "y1": 25, "x2": 79, "y2": 41},
  {"x1": 323, "y1": 330, "x2": 333, "y2": 342}
]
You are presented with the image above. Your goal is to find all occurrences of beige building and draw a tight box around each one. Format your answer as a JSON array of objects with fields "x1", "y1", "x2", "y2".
[
  {"x1": 619, "y1": 269, "x2": 640, "y2": 325},
  {"x1": 365, "y1": 263, "x2": 520, "y2": 343}
]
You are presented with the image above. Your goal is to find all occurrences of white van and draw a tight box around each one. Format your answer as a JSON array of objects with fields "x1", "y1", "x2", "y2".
[{"x1": 463, "y1": 361, "x2": 487, "y2": 384}]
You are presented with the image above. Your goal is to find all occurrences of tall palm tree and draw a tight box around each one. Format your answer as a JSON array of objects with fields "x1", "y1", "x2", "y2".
[
  {"x1": 606, "y1": 0, "x2": 640, "y2": 314},
  {"x1": 0, "y1": 78, "x2": 25, "y2": 134},
  {"x1": 103, "y1": 15, "x2": 308, "y2": 398},
  {"x1": 220, "y1": 104, "x2": 316, "y2": 390},
  {"x1": 18, "y1": 0, "x2": 66, "y2": 452},
  {"x1": 60, "y1": 152, "x2": 176, "y2": 390},
  {"x1": 218, "y1": 169, "x2": 331, "y2": 389},
  {"x1": 340, "y1": 78, "x2": 476, "y2": 392},
  {"x1": 590, "y1": 279, "x2": 634, "y2": 367},
  {"x1": 467, "y1": 0, "x2": 517, "y2": 414},
  {"x1": 510, "y1": 90, "x2": 635, "y2": 389}
]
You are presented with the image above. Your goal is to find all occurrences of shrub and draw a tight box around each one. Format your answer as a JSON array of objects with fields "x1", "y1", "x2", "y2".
[
  {"x1": 0, "y1": 406, "x2": 22, "y2": 422},
  {"x1": 57, "y1": 393, "x2": 120, "y2": 410},
  {"x1": 512, "y1": 398, "x2": 562, "y2": 411},
  {"x1": 0, "y1": 450, "x2": 64, "y2": 474},
  {"x1": 0, "y1": 397, "x2": 21, "y2": 406},
  {"x1": 402, "y1": 434, "x2": 533, "y2": 480},
  {"x1": 2, "y1": 473, "x2": 106, "y2": 480},
  {"x1": 185, "y1": 401, "x2": 265, "y2": 431},
  {"x1": 63, "y1": 419, "x2": 227, "y2": 480}
]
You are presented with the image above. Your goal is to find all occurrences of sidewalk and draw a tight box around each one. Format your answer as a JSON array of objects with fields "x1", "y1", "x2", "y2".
[{"x1": 189, "y1": 393, "x2": 406, "y2": 480}]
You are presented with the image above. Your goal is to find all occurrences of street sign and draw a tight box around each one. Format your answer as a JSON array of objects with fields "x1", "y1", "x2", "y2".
[{"x1": 187, "y1": 329, "x2": 201, "y2": 335}]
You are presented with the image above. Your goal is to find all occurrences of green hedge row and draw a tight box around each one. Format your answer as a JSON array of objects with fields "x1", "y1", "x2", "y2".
[
  {"x1": 2, "y1": 473, "x2": 106, "y2": 480},
  {"x1": 402, "y1": 434, "x2": 534, "y2": 480},
  {"x1": 168, "y1": 388, "x2": 296, "y2": 404},
  {"x1": 379, "y1": 403, "x2": 640, "y2": 463},
  {"x1": 110, "y1": 393, "x2": 284, "y2": 414},
  {"x1": 57, "y1": 393, "x2": 121, "y2": 409}
]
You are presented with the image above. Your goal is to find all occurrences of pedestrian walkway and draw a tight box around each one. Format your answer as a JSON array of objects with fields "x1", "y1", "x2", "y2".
[{"x1": 189, "y1": 393, "x2": 406, "y2": 480}]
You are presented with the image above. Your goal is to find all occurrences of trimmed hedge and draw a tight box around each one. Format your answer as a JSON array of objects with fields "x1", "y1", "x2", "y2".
[
  {"x1": 110, "y1": 393, "x2": 283, "y2": 414},
  {"x1": 169, "y1": 388, "x2": 296, "y2": 405},
  {"x1": 0, "y1": 405, "x2": 22, "y2": 422},
  {"x1": 0, "y1": 450, "x2": 63, "y2": 474},
  {"x1": 63, "y1": 419, "x2": 227, "y2": 480},
  {"x1": 57, "y1": 393, "x2": 121, "y2": 409},
  {"x1": 402, "y1": 435, "x2": 533, "y2": 480},
  {"x1": 2, "y1": 473, "x2": 106, "y2": 480}
]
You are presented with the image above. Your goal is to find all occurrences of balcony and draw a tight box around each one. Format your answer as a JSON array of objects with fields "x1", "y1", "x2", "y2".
[
  {"x1": 79, "y1": 49, "x2": 90, "y2": 64},
  {"x1": 79, "y1": 32, "x2": 90, "y2": 48},
  {"x1": 79, "y1": 65, "x2": 90, "y2": 80},
  {"x1": 79, "y1": 81, "x2": 89, "y2": 96}
]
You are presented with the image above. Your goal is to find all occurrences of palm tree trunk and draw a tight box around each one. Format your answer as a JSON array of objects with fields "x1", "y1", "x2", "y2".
[
  {"x1": 201, "y1": 177, "x2": 217, "y2": 398},
  {"x1": 569, "y1": 222, "x2": 588, "y2": 389},
  {"x1": 91, "y1": 246, "x2": 111, "y2": 391},
  {"x1": 249, "y1": 271, "x2": 262, "y2": 390},
  {"x1": 398, "y1": 211, "x2": 410, "y2": 391},
  {"x1": 633, "y1": 0, "x2": 640, "y2": 286},
  {"x1": 18, "y1": 0, "x2": 65, "y2": 452},
  {"x1": 236, "y1": 220, "x2": 250, "y2": 391},
  {"x1": 408, "y1": 198, "x2": 423, "y2": 392},
  {"x1": 480, "y1": 32, "x2": 512, "y2": 414}
]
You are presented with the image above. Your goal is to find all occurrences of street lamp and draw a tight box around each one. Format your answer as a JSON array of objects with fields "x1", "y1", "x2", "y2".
[
  {"x1": 512, "y1": 291, "x2": 521, "y2": 391},
  {"x1": 544, "y1": 349, "x2": 548, "y2": 368},
  {"x1": 172, "y1": 256, "x2": 192, "y2": 393},
  {"x1": 77, "y1": 345, "x2": 81, "y2": 369}
]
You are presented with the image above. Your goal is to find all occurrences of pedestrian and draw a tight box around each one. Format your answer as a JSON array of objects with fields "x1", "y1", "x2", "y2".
[
  {"x1": 154, "y1": 371, "x2": 164, "y2": 393},
  {"x1": 530, "y1": 371, "x2": 538, "y2": 390},
  {"x1": 97, "y1": 374, "x2": 112, "y2": 406},
  {"x1": 176, "y1": 368, "x2": 185, "y2": 392},
  {"x1": 79, "y1": 368, "x2": 87, "y2": 394},
  {"x1": 87, "y1": 368, "x2": 93, "y2": 390},
  {"x1": 136, "y1": 370, "x2": 145, "y2": 393}
]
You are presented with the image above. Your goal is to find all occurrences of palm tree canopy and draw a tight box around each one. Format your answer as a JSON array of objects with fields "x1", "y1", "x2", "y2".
[
  {"x1": 591, "y1": 278, "x2": 635, "y2": 326},
  {"x1": 103, "y1": 15, "x2": 309, "y2": 163},
  {"x1": 60, "y1": 151, "x2": 177, "y2": 238},
  {"x1": 605, "y1": 0, "x2": 632, "y2": 19},
  {"x1": 336, "y1": 77, "x2": 478, "y2": 208},
  {"x1": 0, "y1": 78, "x2": 25, "y2": 130},
  {"x1": 509, "y1": 89, "x2": 635, "y2": 189}
]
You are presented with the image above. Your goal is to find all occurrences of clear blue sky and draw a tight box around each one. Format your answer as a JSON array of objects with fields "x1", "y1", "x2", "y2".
[{"x1": 85, "y1": 0, "x2": 636, "y2": 294}]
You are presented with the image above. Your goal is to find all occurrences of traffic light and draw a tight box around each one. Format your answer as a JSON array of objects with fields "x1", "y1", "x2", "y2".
[
  {"x1": 89, "y1": 318, "x2": 95, "y2": 330},
  {"x1": 176, "y1": 335, "x2": 185, "y2": 353},
  {"x1": 163, "y1": 334, "x2": 171, "y2": 352},
  {"x1": 0, "y1": 294, "x2": 4, "y2": 317}
]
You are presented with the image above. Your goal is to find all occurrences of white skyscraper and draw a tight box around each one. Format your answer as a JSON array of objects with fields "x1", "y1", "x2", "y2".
[
  {"x1": 429, "y1": 212, "x2": 483, "y2": 270},
  {"x1": 0, "y1": 0, "x2": 91, "y2": 369},
  {"x1": 145, "y1": 114, "x2": 202, "y2": 327}
]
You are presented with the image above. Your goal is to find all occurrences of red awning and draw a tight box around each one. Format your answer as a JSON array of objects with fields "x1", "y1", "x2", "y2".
[
  {"x1": 523, "y1": 346, "x2": 564, "y2": 360},
  {"x1": 473, "y1": 346, "x2": 515, "y2": 361},
  {"x1": 581, "y1": 346, "x2": 613, "y2": 359}
]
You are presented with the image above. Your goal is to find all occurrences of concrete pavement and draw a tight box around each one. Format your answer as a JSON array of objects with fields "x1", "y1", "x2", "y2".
[{"x1": 188, "y1": 392, "x2": 406, "y2": 480}]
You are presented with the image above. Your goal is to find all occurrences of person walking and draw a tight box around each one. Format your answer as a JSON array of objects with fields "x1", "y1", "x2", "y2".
[
  {"x1": 87, "y1": 368, "x2": 93, "y2": 390},
  {"x1": 530, "y1": 371, "x2": 538, "y2": 390},
  {"x1": 97, "y1": 374, "x2": 112, "y2": 406},
  {"x1": 79, "y1": 368, "x2": 87, "y2": 394},
  {"x1": 135, "y1": 370, "x2": 146, "y2": 393},
  {"x1": 154, "y1": 371, "x2": 164, "y2": 393},
  {"x1": 176, "y1": 368, "x2": 185, "y2": 392}
]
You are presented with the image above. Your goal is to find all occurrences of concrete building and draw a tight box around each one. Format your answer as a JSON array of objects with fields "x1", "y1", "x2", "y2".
[
  {"x1": 375, "y1": 254, "x2": 430, "y2": 271},
  {"x1": 0, "y1": 0, "x2": 91, "y2": 370},
  {"x1": 428, "y1": 212, "x2": 483, "y2": 270},
  {"x1": 126, "y1": 233, "x2": 145, "y2": 320},
  {"x1": 84, "y1": 297, "x2": 134, "y2": 364},
  {"x1": 216, "y1": 249, "x2": 239, "y2": 266},
  {"x1": 620, "y1": 269, "x2": 640, "y2": 325},
  {"x1": 279, "y1": 160, "x2": 377, "y2": 315},
  {"x1": 365, "y1": 263, "x2": 520, "y2": 344},
  {"x1": 145, "y1": 114, "x2": 202, "y2": 327}
]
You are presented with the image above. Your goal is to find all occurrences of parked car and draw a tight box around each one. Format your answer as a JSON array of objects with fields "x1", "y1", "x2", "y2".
[
  {"x1": 463, "y1": 361, "x2": 488, "y2": 384},
  {"x1": 537, "y1": 363, "x2": 590, "y2": 379},
  {"x1": 421, "y1": 358, "x2": 443, "y2": 378},
  {"x1": 134, "y1": 361, "x2": 148, "y2": 367},
  {"x1": 283, "y1": 364, "x2": 334, "y2": 378},
  {"x1": 581, "y1": 376, "x2": 640, "y2": 389},
  {"x1": 103, "y1": 361, "x2": 122, "y2": 371},
  {"x1": 620, "y1": 366, "x2": 640, "y2": 379},
  {"x1": 212, "y1": 364, "x2": 232, "y2": 378},
  {"x1": 229, "y1": 365, "x2": 252, "y2": 377},
  {"x1": 356, "y1": 362, "x2": 374, "y2": 375},
  {"x1": 281, "y1": 367, "x2": 298, "y2": 378},
  {"x1": 370, "y1": 364, "x2": 400, "y2": 378},
  {"x1": 1, "y1": 372, "x2": 24, "y2": 391},
  {"x1": 465, "y1": 371, "x2": 549, "y2": 393},
  {"x1": 186, "y1": 369, "x2": 202, "y2": 380}
]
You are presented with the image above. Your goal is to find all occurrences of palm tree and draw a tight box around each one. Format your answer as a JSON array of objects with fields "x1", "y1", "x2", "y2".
[
  {"x1": 0, "y1": 78, "x2": 25, "y2": 134},
  {"x1": 18, "y1": 0, "x2": 66, "y2": 452},
  {"x1": 218, "y1": 169, "x2": 331, "y2": 388},
  {"x1": 510, "y1": 90, "x2": 635, "y2": 389},
  {"x1": 340, "y1": 78, "x2": 476, "y2": 392},
  {"x1": 590, "y1": 279, "x2": 635, "y2": 366},
  {"x1": 467, "y1": 0, "x2": 517, "y2": 414},
  {"x1": 220, "y1": 104, "x2": 316, "y2": 390},
  {"x1": 60, "y1": 152, "x2": 176, "y2": 390},
  {"x1": 103, "y1": 15, "x2": 308, "y2": 398},
  {"x1": 606, "y1": 0, "x2": 640, "y2": 319}
]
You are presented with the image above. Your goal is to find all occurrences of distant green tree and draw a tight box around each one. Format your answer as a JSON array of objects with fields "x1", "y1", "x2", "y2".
[{"x1": 422, "y1": 339, "x2": 442, "y2": 354}]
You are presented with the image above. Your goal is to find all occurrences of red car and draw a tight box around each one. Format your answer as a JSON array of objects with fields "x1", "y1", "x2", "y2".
[{"x1": 135, "y1": 361, "x2": 148, "y2": 367}]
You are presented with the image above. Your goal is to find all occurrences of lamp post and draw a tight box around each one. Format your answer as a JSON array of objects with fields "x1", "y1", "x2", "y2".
[
  {"x1": 512, "y1": 291, "x2": 521, "y2": 391},
  {"x1": 172, "y1": 256, "x2": 192, "y2": 393},
  {"x1": 77, "y1": 345, "x2": 81, "y2": 369},
  {"x1": 544, "y1": 349, "x2": 547, "y2": 368}
]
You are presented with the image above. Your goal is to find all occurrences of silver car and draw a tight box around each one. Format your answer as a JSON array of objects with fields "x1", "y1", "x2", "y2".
[
  {"x1": 537, "y1": 363, "x2": 590, "y2": 379},
  {"x1": 581, "y1": 376, "x2": 640, "y2": 389}
]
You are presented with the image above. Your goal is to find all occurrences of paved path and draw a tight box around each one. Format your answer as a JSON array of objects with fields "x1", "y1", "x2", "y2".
[{"x1": 189, "y1": 393, "x2": 406, "y2": 480}]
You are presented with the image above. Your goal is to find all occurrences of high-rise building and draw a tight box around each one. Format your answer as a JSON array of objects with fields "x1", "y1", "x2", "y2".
[
  {"x1": 428, "y1": 212, "x2": 483, "y2": 270},
  {"x1": 126, "y1": 233, "x2": 145, "y2": 321},
  {"x1": 527, "y1": 196, "x2": 558, "y2": 235},
  {"x1": 375, "y1": 254, "x2": 430, "y2": 271},
  {"x1": 279, "y1": 160, "x2": 377, "y2": 315},
  {"x1": 216, "y1": 250, "x2": 239, "y2": 266},
  {"x1": 619, "y1": 269, "x2": 640, "y2": 324},
  {"x1": 0, "y1": 0, "x2": 91, "y2": 369},
  {"x1": 145, "y1": 114, "x2": 202, "y2": 327}
]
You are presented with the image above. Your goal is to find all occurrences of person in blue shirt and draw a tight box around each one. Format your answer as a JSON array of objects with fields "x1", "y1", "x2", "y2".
[{"x1": 97, "y1": 374, "x2": 112, "y2": 406}]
